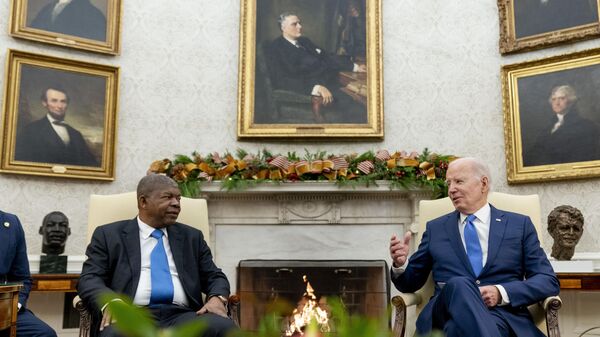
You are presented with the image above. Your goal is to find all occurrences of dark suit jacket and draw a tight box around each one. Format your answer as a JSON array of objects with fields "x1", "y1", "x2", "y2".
[
  {"x1": 30, "y1": 0, "x2": 107, "y2": 41},
  {"x1": 15, "y1": 116, "x2": 99, "y2": 167},
  {"x1": 265, "y1": 36, "x2": 354, "y2": 95},
  {"x1": 391, "y1": 206, "x2": 560, "y2": 337},
  {"x1": 524, "y1": 108, "x2": 600, "y2": 166},
  {"x1": 0, "y1": 211, "x2": 32, "y2": 307},
  {"x1": 77, "y1": 219, "x2": 230, "y2": 327},
  {"x1": 514, "y1": 0, "x2": 598, "y2": 38}
]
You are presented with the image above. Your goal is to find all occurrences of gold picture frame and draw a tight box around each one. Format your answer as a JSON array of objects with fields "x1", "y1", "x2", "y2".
[
  {"x1": 237, "y1": 0, "x2": 383, "y2": 139},
  {"x1": 498, "y1": 0, "x2": 600, "y2": 54},
  {"x1": 1, "y1": 49, "x2": 120, "y2": 180},
  {"x1": 9, "y1": 0, "x2": 122, "y2": 55},
  {"x1": 502, "y1": 48, "x2": 600, "y2": 183}
]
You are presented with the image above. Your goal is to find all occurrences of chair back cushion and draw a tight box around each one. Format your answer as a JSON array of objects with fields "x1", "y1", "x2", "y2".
[
  {"x1": 415, "y1": 192, "x2": 546, "y2": 332},
  {"x1": 87, "y1": 192, "x2": 210, "y2": 248}
]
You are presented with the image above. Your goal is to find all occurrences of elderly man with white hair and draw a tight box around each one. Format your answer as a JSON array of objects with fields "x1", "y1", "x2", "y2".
[{"x1": 389, "y1": 157, "x2": 559, "y2": 337}]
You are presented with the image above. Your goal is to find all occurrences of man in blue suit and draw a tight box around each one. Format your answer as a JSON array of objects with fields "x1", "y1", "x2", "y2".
[
  {"x1": 389, "y1": 157, "x2": 559, "y2": 337},
  {"x1": 1, "y1": 211, "x2": 57, "y2": 337}
]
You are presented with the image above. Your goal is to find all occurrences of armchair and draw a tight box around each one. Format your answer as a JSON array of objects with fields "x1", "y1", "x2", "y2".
[
  {"x1": 391, "y1": 192, "x2": 562, "y2": 337},
  {"x1": 73, "y1": 192, "x2": 239, "y2": 337}
]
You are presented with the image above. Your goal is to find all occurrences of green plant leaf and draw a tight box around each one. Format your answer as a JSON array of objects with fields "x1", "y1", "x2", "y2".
[{"x1": 100, "y1": 294, "x2": 158, "y2": 337}]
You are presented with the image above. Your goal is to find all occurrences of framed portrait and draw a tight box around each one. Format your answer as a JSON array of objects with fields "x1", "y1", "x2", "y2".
[
  {"x1": 502, "y1": 48, "x2": 600, "y2": 183},
  {"x1": 0, "y1": 49, "x2": 119, "y2": 180},
  {"x1": 9, "y1": 0, "x2": 122, "y2": 55},
  {"x1": 237, "y1": 0, "x2": 383, "y2": 139},
  {"x1": 498, "y1": 0, "x2": 600, "y2": 54}
]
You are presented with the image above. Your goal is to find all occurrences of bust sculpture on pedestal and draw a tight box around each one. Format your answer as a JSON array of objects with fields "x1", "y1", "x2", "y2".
[
  {"x1": 547, "y1": 205, "x2": 584, "y2": 260},
  {"x1": 39, "y1": 211, "x2": 71, "y2": 273}
]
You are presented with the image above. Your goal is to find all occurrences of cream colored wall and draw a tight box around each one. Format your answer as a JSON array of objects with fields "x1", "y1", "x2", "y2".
[{"x1": 1, "y1": 1, "x2": 600, "y2": 256}]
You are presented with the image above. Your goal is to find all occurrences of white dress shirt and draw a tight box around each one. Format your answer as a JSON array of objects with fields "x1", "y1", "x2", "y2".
[
  {"x1": 47, "y1": 114, "x2": 70, "y2": 145},
  {"x1": 392, "y1": 203, "x2": 510, "y2": 305},
  {"x1": 133, "y1": 217, "x2": 188, "y2": 307}
]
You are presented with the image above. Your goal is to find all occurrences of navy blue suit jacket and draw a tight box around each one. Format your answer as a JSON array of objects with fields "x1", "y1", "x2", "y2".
[
  {"x1": 77, "y1": 218, "x2": 230, "y2": 312},
  {"x1": 392, "y1": 205, "x2": 560, "y2": 337},
  {"x1": 0, "y1": 211, "x2": 32, "y2": 307}
]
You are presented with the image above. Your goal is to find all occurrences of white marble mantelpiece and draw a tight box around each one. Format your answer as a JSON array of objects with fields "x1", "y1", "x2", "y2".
[{"x1": 198, "y1": 181, "x2": 435, "y2": 294}]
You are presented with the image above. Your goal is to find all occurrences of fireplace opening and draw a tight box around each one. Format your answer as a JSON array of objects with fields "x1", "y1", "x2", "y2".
[{"x1": 237, "y1": 260, "x2": 390, "y2": 332}]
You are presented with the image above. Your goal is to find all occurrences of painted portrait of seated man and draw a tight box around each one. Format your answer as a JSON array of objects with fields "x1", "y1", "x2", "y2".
[{"x1": 28, "y1": 0, "x2": 107, "y2": 41}]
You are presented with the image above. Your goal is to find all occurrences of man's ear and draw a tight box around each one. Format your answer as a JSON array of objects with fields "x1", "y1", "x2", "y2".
[
  {"x1": 38, "y1": 226, "x2": 43, "y2": 234},
  {"x1": 138, "y1": 195, "x2": 147, "y2": 209},
  {"x1": 481, "y1": 176, "x2": 489, "y2": 193}
]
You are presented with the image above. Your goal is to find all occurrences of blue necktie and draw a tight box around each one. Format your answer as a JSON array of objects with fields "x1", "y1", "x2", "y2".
[
  {"x1": 149, "y1": 229, "x2": 174, "y2": 305},
  {"x1": 464, "y1": 214, "x2": 483, "y2": 276}
]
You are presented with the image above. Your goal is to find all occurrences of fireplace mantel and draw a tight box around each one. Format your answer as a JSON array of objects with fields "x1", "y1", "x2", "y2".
[{"x1": 199, "y1": 181, "x2": 435, "y2": 294}]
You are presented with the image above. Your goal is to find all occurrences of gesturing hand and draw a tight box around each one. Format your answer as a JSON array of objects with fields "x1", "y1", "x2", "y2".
[{"x1": 390, "y1": 232, "x2": 412, "y2": 267}]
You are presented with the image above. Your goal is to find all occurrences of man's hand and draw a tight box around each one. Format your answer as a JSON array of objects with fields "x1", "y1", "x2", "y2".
[
  {"x1": 479, "y1": 285, "x2": 501, "y2": 307},
  {"x1": 99, "y1": 309, "x2": 114, "y2": 331},
  {"x1": 197, "y1": 296, "x2": 228, "y2": 317},
  {"x1": 390, "y1": 232, "x2": 411, "y2": 267},
  {"x1": 316, "y1": 86, "x2": 334, "y2": 105},
  {"x1": 355, "y1": 64, "x2": 367, "y2": 72}
]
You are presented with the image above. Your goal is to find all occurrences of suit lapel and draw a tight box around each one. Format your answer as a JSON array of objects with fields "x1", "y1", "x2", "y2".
[
  {"x1": 167, "y1": 224, "x2": 197, "y2": 306},
  {"x1": 482, "y1": 205, "x2": 508, "y2": 275},
  {"x1": 444, "y1": 211, "x2": 475, "y2": 277},
  {"x1": 122, "y1": 219, "x2": 142, "y2": 295}
]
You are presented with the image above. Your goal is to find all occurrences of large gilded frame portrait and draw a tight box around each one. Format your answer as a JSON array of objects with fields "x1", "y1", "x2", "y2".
[
  {"x1": 502, "y1": 48, "x2": 600, "y2": 183},
  {"x1": 237, "y1": 0, "x2": 383, "y2": 139},
  {"x1": 9, "y1": 0, "x2": 122, "y2": 55},
  {"x1": 498, "y1": 0, "x2": 600, "y2": 54},
  {"x1": 1, "y1": 49, "x2": 120, "y2": 180}
]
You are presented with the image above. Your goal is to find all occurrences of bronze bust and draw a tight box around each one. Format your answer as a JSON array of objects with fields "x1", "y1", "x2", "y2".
[
  {"x1": 547, "y1": 205, "x2": 584, "y2": 260},
  {"x1": 39, "y1": 211, "x2": 71, "y2": 255}
]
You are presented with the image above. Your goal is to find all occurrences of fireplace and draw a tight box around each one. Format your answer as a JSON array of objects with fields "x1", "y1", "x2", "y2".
[{"x1": 237, "y1": 260, "x2": 390, "y2": 331}]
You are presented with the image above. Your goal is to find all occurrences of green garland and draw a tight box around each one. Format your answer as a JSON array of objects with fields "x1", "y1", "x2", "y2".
[{"x1": 148, "y1": 148, "x2": 454, "y2": 198}]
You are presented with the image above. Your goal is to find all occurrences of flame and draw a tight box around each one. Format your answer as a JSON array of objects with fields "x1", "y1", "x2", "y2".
[{"x1": 284, "y1": 276, "x2": 330, "y2": 336}]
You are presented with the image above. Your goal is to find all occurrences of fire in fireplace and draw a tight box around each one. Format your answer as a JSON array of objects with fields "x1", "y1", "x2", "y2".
[{"x1": 237, "y1": 260, "x2": 390, "y2": 332}]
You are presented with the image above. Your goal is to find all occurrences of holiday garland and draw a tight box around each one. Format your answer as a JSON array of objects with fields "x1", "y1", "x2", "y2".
[{"x1": 148, "y1": 148, "x2": 455, "y2": 198}]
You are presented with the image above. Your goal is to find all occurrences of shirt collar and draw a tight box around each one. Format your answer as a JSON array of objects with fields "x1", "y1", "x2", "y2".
[
  {"x1": 283, "y1": 36, "x2": 299, "y2": 46},
  {"x1": 459, "y1": 203, "x2": 490, "y2": 224},
  {"x1": 136, "y1": 216, "x2": 168, "y2": 239},
  {"x1": 46, "y1": 113, "x2": 64, "y2": 124}
]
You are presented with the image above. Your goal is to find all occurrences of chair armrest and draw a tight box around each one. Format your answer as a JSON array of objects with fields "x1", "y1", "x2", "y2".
[
  {"x1": 73, "y1": 295, "x2": 92, "y2": 337},
  {"x1": 541, "y1": 296, "x2": 562, "y2": 311},
  {"x1": 397, "y1": 293, "x2": 422, "y2": 307},
  {"x1": 227, "y1": 295, "x2": 240, "y2": 327}
]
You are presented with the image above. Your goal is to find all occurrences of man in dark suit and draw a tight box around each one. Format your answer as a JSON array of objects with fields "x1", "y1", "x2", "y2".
[
  {"x1": 514, "y1": 0, "x2": 598, "y2": 39},
  {"x1": 77, "y1": 175, "x2": 236, "y2": 337},
  {"x1": 523, "y1": 85, "x2": 600, "y2": 166},
  {"x1": 389, "y1": 157, "x2": 560, "y2": 337},
  {"x1": 15, "y1": 86, "x2": 99, "y2": 167},
  {"x1": 265, "y1": 12, "x2": 367, "y2": 123},
  {"x1": 0, "y1": 210, "x2": 57, "y2": 337},
  {"x1": 29, "y1": 0, "x2": 107, "y2": 41}
]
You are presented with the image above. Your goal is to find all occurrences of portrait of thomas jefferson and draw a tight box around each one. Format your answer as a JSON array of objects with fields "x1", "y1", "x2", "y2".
[{"x1": 26, "y1": 0, "x2": 108, "y2": 41}]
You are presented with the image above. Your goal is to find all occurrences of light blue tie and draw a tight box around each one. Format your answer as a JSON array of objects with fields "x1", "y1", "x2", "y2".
[
  {"x1": 149, "y1": 229, "x2": 174, "y2": 305},
  {"x1": 464, "y1": 214, "x2": 483, "y2": 276}
]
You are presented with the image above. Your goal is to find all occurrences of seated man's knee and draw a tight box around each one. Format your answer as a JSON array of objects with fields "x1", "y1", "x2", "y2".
[{"x1": 444, "y1": 276, "x2": 478, "y2": 294}]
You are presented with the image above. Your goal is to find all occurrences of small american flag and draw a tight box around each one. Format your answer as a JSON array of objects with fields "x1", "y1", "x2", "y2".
[
  {"x1": 269, "y1": 155, "x2": 289, "y2": 170},
  {"x1": 198, "y1": 172, "x2": 213, "y2": 182},
  {"x1": 375, "y1": 150, "x2": 390, "y2": 161},
  {"x1": 357, "y1": 160, "x2": 374, "y2": 174},
  {"x1": 331, "y1": 157, "x2": 348, "y2": 170}
]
